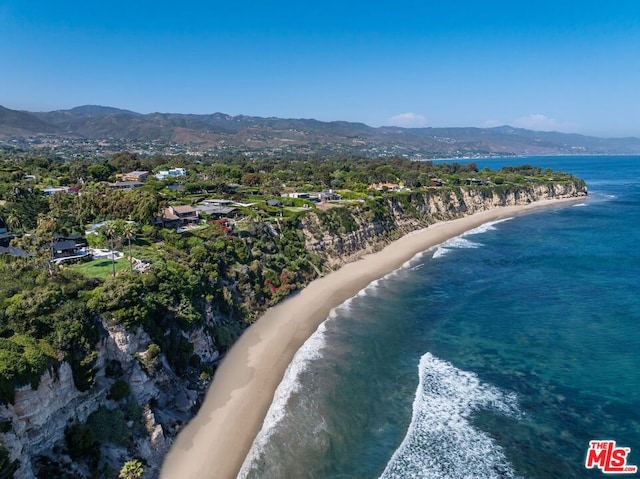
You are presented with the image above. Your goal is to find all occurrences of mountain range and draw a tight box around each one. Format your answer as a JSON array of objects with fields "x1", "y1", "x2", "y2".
[{"x1": 2, "y1": 104, "x2": 640, "y2": 157}]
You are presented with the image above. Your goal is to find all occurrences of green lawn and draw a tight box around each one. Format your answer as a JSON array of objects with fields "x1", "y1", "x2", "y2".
[{"x1": 70, "y1": 258, "x2": 131, "y2": 279}]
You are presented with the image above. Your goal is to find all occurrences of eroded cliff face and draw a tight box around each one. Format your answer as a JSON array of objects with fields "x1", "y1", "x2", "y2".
[
  {"x1": 0, "y1": 320, "x2": 207, "y2": 478},
  {"x1": 302, "y1": 182, "x2": 587, "y2": 269},
  {"x1": 0, "y1": 181, "x2": 586, "y2": 478}
]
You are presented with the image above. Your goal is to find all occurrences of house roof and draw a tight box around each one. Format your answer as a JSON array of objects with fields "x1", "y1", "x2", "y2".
[
  {"x1": 108, "y1": 181, "x2": 144, "y2": 188},
  {"x1": 0, "y1": 246, "x2": 31, "y2": 257},
  {"x1": 202, "y1": 198, "x2": 233, "y2": 205},
  {"x1": 162, "y1": 211, "x2": 179, "y2": 221},
  {"x1": 51, "y1": 240, "x2": 77, "y2": 251},
  {"x1": 171, "y1": 205, "x2": 197, "y2": 214},
  {"x1": 196, "y1": 205, "x2": 237, "y2": 215}
]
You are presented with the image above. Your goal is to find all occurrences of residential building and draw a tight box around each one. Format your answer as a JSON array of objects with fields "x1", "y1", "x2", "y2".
[
  {"x1": 155, "y1": 168, "x2": 188, "y2": 180},
  {"x1": 156, "y1": 205, "x2": 199, "y2": 229},
  {"x1": 116, "y1": 170, "x2": 149, "y2": 182},
  {"x1": 108, "y1": 181, "x2": 144, "y2": 189}
]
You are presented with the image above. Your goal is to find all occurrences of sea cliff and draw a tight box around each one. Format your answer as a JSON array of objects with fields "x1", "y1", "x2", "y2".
[
  {"x1": 302, "y1": 182, "x2": 585, "y2": 268},
  {"x1": 0, "y1": 180, "x2": 587, "y2": 478}
]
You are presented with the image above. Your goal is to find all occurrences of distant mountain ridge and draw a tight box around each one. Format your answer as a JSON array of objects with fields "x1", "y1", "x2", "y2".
[{"x1": 2, "y1": 104, "x2": 640, "y2": 157}]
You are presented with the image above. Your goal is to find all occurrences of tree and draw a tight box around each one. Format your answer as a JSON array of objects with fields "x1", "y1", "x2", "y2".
[
  {"x1": 103, "y1": 221, "x2": 118, "y2": 277},
  {"x1": 87, "y1": 163, "x2": 112, "y2": 182},
  {"x1": 122, "y1": 222, "x2": 136, "y2": 272},
  {"x1": 5, "y1": 211, "x2": 21, "y2": 232},
  {"x1": 119, "y1": 459, "x2": 144, "y2": 479}
]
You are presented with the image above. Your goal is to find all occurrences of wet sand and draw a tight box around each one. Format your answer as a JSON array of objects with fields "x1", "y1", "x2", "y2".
[{"x1": 160, "y1": 199, "x2": 579, "y2": 479}]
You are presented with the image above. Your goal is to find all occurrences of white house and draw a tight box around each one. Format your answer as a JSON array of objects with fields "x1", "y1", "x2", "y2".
[{"x1": 155, "y1": 168, "x2": 188, "y2": 180}]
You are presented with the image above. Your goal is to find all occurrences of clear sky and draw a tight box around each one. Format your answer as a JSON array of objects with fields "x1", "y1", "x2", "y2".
[{"x1": 2, "y1": 0, "x2": 640, "y2": 137}]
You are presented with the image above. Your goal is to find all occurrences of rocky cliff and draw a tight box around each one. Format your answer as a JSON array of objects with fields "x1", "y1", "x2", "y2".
[
  {"x1": 302, "y1": 182, "x2": 587, "y2": 269},
  {"x1": 0, "y1": 180, "x2": 586, "y2": 478}
]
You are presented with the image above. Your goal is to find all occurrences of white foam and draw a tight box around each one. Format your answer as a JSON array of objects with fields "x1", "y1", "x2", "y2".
[
  {"x1": 432, "y1": 247, "x2": 451, "y2": 259},
  {"x1": 432, "y1": 237, "x2": 481, "y2": 260},
  {"x1": 237, "y1": 320, "x2": 330, "y2": 478},
  {"x1": 465, "y1": 217, "x2": 514, "y2": 235},
  {"x1": 445, "y1": 236, "x2": 483, "y2": 249},
  {"x1": 380, "y1": 353, "x2": 522, "y2": 479},
  {"x1": 572, "y1": 203, "x2": 587, "y2": 207},
  {"x1": 430, "y1": 217, "x2": 513, "y2": 260},
  {"x1": 240, "y1": 216, "x2": 518, "y2": 476}
]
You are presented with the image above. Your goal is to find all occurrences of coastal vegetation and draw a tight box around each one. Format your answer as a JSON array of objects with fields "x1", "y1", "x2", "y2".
[{"x1": 0, "y1": 152, "x2": 586, "y2": 477}]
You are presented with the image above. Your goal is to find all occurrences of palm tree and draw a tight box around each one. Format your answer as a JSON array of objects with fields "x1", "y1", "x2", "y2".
[
  {"x1": 119, "y1": 459, "x2": 144, "y2": 479},
  {"x1": 5, "y1": 212, "x2": 21, "y2": 233},
  {"x1": 122, "y1": 222, "x2": 136, "y2": 272},
  {"x1": 103, "y1": 221, "x2": 117, "y2": 277}
]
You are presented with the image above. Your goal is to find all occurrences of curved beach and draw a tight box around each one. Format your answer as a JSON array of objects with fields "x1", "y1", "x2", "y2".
[{"x1": 160, "y1": 199, "x2": 577, "y2": 479}]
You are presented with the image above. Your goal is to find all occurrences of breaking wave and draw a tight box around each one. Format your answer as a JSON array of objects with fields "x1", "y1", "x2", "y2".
[{"x1": 379, "y1": 353, "x2": 523, "y2": 479}]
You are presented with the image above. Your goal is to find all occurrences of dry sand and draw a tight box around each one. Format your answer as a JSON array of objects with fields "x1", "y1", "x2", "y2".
[{"x1": 160, "y1": 199, "x2": 578, "y2": 479}]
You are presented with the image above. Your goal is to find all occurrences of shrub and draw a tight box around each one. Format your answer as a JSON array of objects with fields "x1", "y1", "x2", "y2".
[
  {"x1": 64, "y1": 423, "x2": 94, "y2": 459},
  {"x1": 108, "y1": 379, "x2": 130, "y2": 401}
]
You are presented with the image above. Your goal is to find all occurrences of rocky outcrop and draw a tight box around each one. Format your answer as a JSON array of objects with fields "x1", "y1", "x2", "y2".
[
  {"x1": 0, "y1": 319, "x2": 203, "y2": 478},
  {"x1": 0, "y1": 362, "x2": 108, "y2": 479}
]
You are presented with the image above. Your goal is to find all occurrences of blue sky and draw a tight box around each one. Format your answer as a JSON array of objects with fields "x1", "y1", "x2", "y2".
[{"x1": 2, "y1": 0, "x2": 640, "y2": 136}]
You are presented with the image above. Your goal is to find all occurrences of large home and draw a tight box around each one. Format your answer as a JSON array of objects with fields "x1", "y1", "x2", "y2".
[
  {"x1": 50, "y1": 234, "x2": 90, "y2": 263},
  {"x1": 156, "y1": 205, "x2": 199, "y2": 229},
  {"x1": 195, "y1": 203, "x2": 239, "y2": 220},
  {"x1": 117, "y1": 170, "x2": 149, "y2": 182},
  {"x1": 320, "y1": 189, "x2": 342, "y2": 202},
  {"x1": 281, "y1": 192, "x2": 311, "y2": 199},
  {"x1": 107, "y1": 181, "x2": 144, "y2": 189},
  {"x1": 155, "y1": 168, "x2": 188, "y2": 181},
  {"x1": 465, "y1": 178, "x2": 485, "y2": 186},
  {"x1": 43, "y1": 186, "x2": 70, "y2": 196}
]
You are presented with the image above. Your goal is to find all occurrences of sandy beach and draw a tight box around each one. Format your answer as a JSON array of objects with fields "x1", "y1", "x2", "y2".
[{"x1": 160, "y1": 199, "x2": 578, "y2": 479}]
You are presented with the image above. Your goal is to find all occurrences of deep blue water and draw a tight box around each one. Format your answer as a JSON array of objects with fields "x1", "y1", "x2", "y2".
[{"x1": 240, "y1": 156, "x2": 640, "y2": 479}]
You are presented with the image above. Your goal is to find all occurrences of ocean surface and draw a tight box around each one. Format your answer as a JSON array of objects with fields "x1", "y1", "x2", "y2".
[{"x1": 239, "y1": 156, "x2": 640, "y2": 479}]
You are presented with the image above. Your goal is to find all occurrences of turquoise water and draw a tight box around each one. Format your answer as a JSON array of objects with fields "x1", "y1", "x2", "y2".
[{"x1": 240, "y1": 156, "x2": 640, "y2": 479}]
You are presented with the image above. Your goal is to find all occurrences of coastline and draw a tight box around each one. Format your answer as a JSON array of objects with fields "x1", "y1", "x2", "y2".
[{"x1": 160, "y1": 198, "x2": 580, "y2": 479}]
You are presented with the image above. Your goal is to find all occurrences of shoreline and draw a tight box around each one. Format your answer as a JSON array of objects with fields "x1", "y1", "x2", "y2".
[{"x1": 160, "y1": 198, "x2": 580, "y2": 479}]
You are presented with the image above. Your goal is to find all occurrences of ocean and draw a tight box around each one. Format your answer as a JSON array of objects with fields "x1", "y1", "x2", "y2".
[{"x1": 238, "y1": 156, "x2": 640, "y2": 479}]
